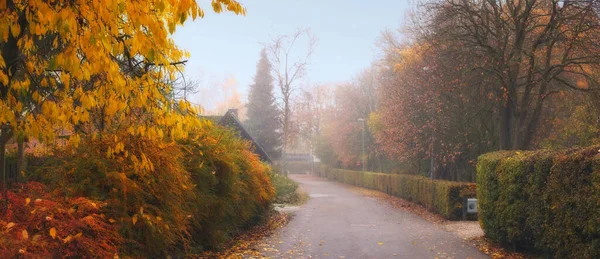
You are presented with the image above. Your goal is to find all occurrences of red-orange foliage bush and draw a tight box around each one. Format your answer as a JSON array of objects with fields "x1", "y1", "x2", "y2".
[
  {"x1": 26, "y1": 125, "x2": 275, "y2": 256},
  {"x1": 30, "y1": 133, "x2": 197, "y2": 256},
  {"x1": 0, "y1": 182, "x2": 121, "y2": 258}
]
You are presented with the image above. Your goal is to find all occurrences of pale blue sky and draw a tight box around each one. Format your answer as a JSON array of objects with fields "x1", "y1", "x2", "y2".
[{"x1": 173, "y1": 1, "x2": 413, "y2": 111}]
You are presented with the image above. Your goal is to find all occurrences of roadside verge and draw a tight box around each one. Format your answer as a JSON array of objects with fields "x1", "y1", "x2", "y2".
[{"x1": 341, "y1": 179, "x2": 529, "y2": 259}]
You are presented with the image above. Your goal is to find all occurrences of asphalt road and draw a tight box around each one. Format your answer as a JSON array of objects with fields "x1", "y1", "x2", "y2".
[{"x1": 260, "y1": 174, "x2": 488, "y2": 259}]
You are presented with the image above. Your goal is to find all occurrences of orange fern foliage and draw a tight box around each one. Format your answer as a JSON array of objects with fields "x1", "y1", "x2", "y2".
[{"x1": 0, "y1": 182, "x2": 121, "y2": 258}]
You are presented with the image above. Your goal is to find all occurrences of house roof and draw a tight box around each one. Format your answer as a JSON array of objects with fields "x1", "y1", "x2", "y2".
[
  {"x1": 201, "y1": 110, "x2": 272, "y2": 163},
  {"x1": 202, "y1": 115, "x2": 223, "y2": 123}
]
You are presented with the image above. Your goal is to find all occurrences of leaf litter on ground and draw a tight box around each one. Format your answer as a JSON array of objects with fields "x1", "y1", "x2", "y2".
[
  {"x1": 345, "y1": 183, "x2": 533, "y2": 259},
  {"x1": 188, "y1": 211, "x2": 291, "y2": 259}
]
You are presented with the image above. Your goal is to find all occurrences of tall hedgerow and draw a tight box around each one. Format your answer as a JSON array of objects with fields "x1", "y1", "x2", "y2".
[
  {"x1": 29, "y1": 132, "x2": 197, "y2": 256},
  {"x1": 179, "y1": 123, "x2": 274, "y2": 250},
  {"x1": 477, "y1": 147, "x2": 600, "y2": 257},
  {"x1": 23, "y1": 121, "x2": 275, "y2": 256}
]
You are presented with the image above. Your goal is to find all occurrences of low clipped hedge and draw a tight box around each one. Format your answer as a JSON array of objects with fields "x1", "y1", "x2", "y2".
[
  {"x1": 477, "y1": 147, "x2": 600, "y2": 258},
  {"x1": 315, "y1": 166, "x2": 476, "y2": 220}
]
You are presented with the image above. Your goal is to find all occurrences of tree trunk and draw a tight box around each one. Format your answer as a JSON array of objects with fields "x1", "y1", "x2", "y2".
[
  {"x1": 0, "y1": 128, "x2": 13, "y2": 212},
  {"x1": 499, "y1": 101, "x2": 514, "y2": 150},
  {"x1": 281, "y1": 94, "x2": 290, "y2": 176},
  {"x1": 16, "y1": 139, "x2": 25, "y2": 182},
  {"x1": 512, "y1": 112, "x2": 522, "y2": 150},
  {"x1": 0, "y1": 140, "x2": 6, "y2": 211}
]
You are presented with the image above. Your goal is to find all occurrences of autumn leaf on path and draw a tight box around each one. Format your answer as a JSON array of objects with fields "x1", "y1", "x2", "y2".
[{"x1": 49, "y1": 227, "x2": 57, "y2": 239}]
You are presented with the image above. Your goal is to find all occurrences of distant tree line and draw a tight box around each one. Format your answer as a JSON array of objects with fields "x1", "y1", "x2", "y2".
[
  {"x1": 302, "y1": 0, "x2": 600, "y2": 181},
  {"x1": 245, "y1": 29, "x2": 315, "y2": 167}
]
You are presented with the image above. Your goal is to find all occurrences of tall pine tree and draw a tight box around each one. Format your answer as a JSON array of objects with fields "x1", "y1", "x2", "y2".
[{"x1": 246, "y1": 49, "x2": 282, "y2": 159}]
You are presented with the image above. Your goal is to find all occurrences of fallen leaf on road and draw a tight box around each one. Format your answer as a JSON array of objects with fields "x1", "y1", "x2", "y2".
[{"x1": 378, "y1": 242, "x2": 384, "y2": 245}]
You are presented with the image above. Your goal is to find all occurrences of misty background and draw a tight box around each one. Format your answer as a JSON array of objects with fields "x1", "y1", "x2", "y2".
[{"x1": 173, "y1": 0, "x2": 412, "y2": 115}]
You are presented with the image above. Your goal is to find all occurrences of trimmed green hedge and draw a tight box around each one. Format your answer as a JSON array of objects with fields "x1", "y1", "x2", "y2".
[
  {"x1": 315, "y1": 166, "x2": 476, "y2": 220},
  {"x1": 477, "y1": 147, "x2": 600, "y2": 258}
]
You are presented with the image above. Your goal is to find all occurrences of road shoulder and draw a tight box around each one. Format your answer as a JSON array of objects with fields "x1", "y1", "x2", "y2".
[{"x1": 341, "y1": 179, "x2": 529, "y2": 259}]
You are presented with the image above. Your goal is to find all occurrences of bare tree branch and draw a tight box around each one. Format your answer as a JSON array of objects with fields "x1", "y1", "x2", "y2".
[{"x1": 266, "y1": 28, "x2": 317, "y2": 171}]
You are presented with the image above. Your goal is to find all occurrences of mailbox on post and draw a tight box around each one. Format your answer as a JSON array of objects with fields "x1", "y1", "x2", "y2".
[
  {"x1": 462, "y1": 198, "x2": 478, "y2": 220},
  {"x1": 467, "y1": 198, "x2": 477, "y2": 214}
]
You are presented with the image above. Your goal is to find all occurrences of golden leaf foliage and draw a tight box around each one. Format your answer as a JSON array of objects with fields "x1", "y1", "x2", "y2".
[
  {"x1": 35, "y1": 132, "x2": 198, "y2": 256},
  {"x1": 0, "y1": 0, "x2": 244, "y2": 144},
  {"x1": 28, "y1": 123, "x2": 275, "y2": 256},
  {"x1": 177, "y1": 123, "x2": 275, "y2": 249}
]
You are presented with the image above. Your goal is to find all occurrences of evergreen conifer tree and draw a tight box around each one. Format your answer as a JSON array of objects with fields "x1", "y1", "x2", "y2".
[{"x1": 246, "y1": 49, "x2": 282, "y2": 159}]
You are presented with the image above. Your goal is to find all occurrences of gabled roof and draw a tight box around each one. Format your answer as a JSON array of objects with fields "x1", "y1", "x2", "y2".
[
  {"x1": 202, "y1": 115, "x2": 223, "y2": 123},
  {"x1": 201, "y1": 110, "x2": 272, "y2": 163}
]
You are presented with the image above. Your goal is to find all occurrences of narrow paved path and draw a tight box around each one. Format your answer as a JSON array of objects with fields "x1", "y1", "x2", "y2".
[{"x1": 260, "y1": 174, "x2": 487, "y2": 259}]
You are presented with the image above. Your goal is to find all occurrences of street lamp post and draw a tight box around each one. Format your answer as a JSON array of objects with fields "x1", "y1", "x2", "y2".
[{"x1": 357, "y1": 118, "x2": 365, "y2": 172}]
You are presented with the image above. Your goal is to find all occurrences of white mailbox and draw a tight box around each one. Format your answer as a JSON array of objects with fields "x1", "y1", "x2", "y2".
[{"x1": 467, "y1": 198, "x2": 477, "y2": 214}]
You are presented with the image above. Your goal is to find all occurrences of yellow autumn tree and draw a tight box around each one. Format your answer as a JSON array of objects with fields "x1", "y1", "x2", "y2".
[{"x1": 0, "y1": 0, "x2": 245, "y2": 174}]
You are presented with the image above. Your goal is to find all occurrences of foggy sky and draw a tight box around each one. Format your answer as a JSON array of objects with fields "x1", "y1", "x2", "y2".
[{"x1": 173, "y1": 0, "x2": 412, "y2": 112}]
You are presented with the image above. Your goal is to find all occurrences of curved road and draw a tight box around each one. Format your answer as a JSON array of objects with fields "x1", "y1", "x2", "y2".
[{"x1": 260, "y1": 174, "x2": 487, "y2": 259}]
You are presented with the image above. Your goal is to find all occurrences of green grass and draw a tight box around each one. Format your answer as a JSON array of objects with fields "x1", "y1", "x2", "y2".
[{"x1": 270, "y1": 173, "x2": 307, "y2": 205}]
